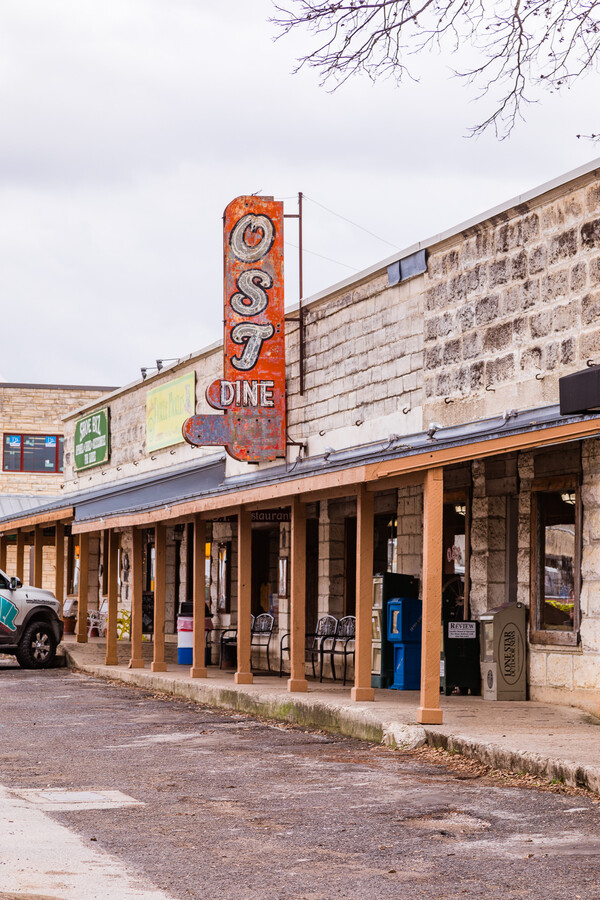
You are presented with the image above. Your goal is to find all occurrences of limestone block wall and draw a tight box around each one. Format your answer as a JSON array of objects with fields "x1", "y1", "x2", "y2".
[
  {"x1": 0, "y1": 384, "x2": 109, "y2": 494},
  {"x1": 423, "y1": 178, "x2": 600, "y2": 425},
  {"x1": 286, "y1": 273, "x2": 424, "y2": 453},
  {"x1": 528, "y1": 440, "x2": 600, "y2": 717},
  {"x1": 396, "y1": 486, "x2": 423, "y2": 579}
]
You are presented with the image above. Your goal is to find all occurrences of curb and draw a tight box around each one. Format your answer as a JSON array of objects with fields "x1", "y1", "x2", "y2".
[{"x1": 65, "y1": 650, "x2": 600, "y2": 796}]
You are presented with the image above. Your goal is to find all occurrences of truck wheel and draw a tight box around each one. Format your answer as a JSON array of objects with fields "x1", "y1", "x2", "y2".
[{"x1": 15, "y1": 621, "x2": 57, "y2": 669}]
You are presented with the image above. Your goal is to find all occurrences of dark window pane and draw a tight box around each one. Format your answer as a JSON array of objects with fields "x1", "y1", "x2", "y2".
[
  {"x1": 540, "y1": 491, "x2": 576, "y2": 630},
  {"x1": 3, "y1": 435, "x2": 21, "y2": 471},
  {"x1": 23, "y1": 435, "x2": 57, "y2": 472}
]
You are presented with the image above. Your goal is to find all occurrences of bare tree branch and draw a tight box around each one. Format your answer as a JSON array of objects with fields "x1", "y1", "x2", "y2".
[{"x1": 271, "y1": 1, "x2": 600, "y2": 137}]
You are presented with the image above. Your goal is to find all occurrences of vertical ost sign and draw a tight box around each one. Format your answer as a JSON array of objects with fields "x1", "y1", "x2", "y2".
[{"x1": 183, "y1": 196, "x2": 286, "y2": 462}]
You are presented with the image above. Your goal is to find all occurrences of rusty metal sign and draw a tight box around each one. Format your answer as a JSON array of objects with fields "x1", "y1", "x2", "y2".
[{"x1": 183, "y1": 196, "x2": 286, "y2": 462}]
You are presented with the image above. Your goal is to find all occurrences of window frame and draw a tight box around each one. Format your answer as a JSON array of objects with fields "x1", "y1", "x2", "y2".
[
  {"x1": 3, "y1": 433, "x2": 64, "y2": 474},
  {"x1": 530, "y1": 475, "x2": 581, "y2": 647}
]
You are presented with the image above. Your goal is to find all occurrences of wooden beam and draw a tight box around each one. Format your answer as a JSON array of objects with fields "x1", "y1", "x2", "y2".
[
  {"x1": 105, "y1": 530, "x2": 119, "y2": 666},
  {"x1": 288, "y1": 498, "x2": 308, "y2": 693},
  {"x1": 351, "y1": 484, "x2": 375, "y2": 702},
  {"x1": 76, "y1": 533, "x2": 89, "y2": 644},
  {"x1": 0, "y1": 534, "x2": 6, "y2": 572},
  {"x1": 190, "y1": 516, "x2": 207, "y2": 678},
  {"x1": 32, "y1": 525, "x2": 43, "y2": 588},
  {"x1": 129, "y1": 527, "x2": 144, "y2": 669},
  {"x1": 152, "y1": 522, "x2": 168, "y2": 673},
  {"x1": 235, "y1": 507, "x2": 253, "y2": 685},
  {"x1": 54, "y1": 523, "x2": 65, "y2": 615},
  {"x1": 0, "y1": 507, "x2": 73, "y2": 535},
  {"x1": 68, "y1": 417, "x2": 600, "y2": 536},
  {"x1": 417, "y1": 468, "x2": 444, "y2": 725},
  {"x1": 15, "y1": 532, "x2": 25, "y2": 583}
]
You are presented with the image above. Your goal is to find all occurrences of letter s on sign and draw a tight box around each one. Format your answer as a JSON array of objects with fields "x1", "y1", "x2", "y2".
[{"x1": 230, "y1": 269, "x2": 272, "y2": 317}]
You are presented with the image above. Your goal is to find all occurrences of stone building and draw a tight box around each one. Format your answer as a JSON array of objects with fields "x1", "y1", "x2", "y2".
[
  {"x1": 2, "y1": 159, "x2": 600, "y2": 722},
  {"x1": 0, "y1": 382, "x2": 113, "y2": 589}
]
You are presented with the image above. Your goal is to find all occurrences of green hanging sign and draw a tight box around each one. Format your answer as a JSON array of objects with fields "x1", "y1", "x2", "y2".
[{"x1": 74, "y1": 407, "x2": 110, "y2": 471}]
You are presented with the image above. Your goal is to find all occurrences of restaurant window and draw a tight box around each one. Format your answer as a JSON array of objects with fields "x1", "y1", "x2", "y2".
[
  {"x1": 532, "y1": 483, "x2": 580, "y2": 645},
  {"x1": 442, "y1": 494, "x2": 470, "y2": 622},
  {"x1": 3, "y1": 434, "x2": 64, "y2": 473}
]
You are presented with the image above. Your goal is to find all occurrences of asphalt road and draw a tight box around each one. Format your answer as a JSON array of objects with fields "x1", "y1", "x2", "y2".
[{"x1": 1, "y1": 665, "x2": 599, "y2": 900}]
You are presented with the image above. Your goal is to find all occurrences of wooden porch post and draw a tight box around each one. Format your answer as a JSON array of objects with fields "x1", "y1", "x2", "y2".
[
  {"x1": 33, "y1": 525, "x2": 43, "y2": 588},
  {"x1": 191, "y1": 516, "x2": 208, "y2": 678},
  {"x1": 417, "y1": 467, "x2": 444, "y2": 725},
  {"x1": 76, "y1": 532, "x2": 89, "y2": 643},
  {"x1": 152, "y1": 521, "x2": 168, "y2": 673},
  {"x1": 105, "y1": 529, "x2": 119, "y2": 666},
  {"x1": 0, "y1": 534, "x2": 6, "y2": 572},
  {"x1": 288, "y1": 498, "x2": 308, "y2": 692},
  {"x1": 352, "y1": 484, "x2": 375, "y2": 702},
  {"x1": 54, "y1": 523, "x2": 65, "y2": 617},
  {"x1": 129, "y1": 527, "x2": 145, "y2": 669},
  {"x1": 15, "y1": 532, "x2": 25, "y2": 583},
  {"x1": 235, "y1": 507, "x2": 253, "y2": 684}
]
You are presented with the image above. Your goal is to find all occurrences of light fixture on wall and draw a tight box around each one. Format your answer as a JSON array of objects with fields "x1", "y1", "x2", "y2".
[
  {"x1": 156, "y1": 358, "x2": 179, "y2": 371},
  {"x1": 561, "y1": 492, "x2": 576, "y2": 505}
]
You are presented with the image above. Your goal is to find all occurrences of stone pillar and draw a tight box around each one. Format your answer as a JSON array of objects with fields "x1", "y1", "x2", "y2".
[{"x1": 396, "y1": 485, "x2": 423, "y2": 577}]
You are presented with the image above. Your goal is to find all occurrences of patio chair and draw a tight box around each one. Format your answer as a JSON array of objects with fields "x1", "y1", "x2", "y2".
[
  {"x1": 327, "y1": 615, "x2": 356, "y2": 685},
  {"x1": 279, "y1": 614, "x2": 338, "y2": 681},
  {"x1": 220, "y1": 614, "x2": 275, "y2": 672},
  {"x1": 87, "y1": 598, "x2": 108, "y2": 638}
]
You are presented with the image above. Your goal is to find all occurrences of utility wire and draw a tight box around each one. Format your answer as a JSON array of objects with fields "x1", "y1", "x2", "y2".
[
  {"x1": 285, "y1": 240, "x2": 358, "y2": 272},
  {"x1": 304, "y1": 194, "x2": 401, "y2": 251}
]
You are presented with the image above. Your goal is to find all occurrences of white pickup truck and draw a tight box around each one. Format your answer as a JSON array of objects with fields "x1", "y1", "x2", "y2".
[{"x1": 0, "y1": 569, "x2": 64, "y2": 668}]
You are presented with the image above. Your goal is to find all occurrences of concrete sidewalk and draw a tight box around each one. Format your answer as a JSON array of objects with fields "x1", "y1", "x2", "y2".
[{"x1": 62, "y1": 636, "x2": 600, "y2": 796}]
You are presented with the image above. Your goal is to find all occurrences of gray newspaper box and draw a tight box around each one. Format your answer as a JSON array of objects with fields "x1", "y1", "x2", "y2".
[{"x1": 480, "y1": 602, "x2": 527, "y2": 701}]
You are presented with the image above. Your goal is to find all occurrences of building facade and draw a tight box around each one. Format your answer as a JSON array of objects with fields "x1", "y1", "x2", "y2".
[{"x1": 2, "y1": 161, "x2": 600, "y2": 720}]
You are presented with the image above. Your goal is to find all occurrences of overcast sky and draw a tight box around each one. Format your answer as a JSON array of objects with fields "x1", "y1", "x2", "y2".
[{"x1": 1, "y1": 0, "x2": 599, "y2": 387}]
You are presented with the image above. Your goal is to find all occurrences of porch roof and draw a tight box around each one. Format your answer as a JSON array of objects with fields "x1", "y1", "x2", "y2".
[{"x1": 1, "y1": 402, "x2": 599, "y2": 535}]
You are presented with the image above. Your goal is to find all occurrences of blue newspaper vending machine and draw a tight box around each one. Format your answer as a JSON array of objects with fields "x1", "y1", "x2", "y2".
[{"x1": 388, "y1": 598, "x2": 422, "y2": 690}]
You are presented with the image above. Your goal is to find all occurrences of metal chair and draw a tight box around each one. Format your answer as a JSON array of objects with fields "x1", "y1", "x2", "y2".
[
  {"x1": 220, "y1": 614, "x2": 275, "y2": 672},
  {"x1": 327, "y1": 615, "x2": 356, "y2": 685},
  {"x1": 279, "y1": 614, "x2": 338, "y2": 680}
]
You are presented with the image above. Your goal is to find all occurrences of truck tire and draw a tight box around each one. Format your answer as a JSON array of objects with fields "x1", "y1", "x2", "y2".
[{"x1": 15, "y1": 621, "x2": 57, "y2": 669}]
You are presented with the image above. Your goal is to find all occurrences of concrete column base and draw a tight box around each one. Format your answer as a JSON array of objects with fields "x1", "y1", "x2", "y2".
[
  {"x1": 351, "y1": 686, "x2": 375, "y2": 702},
  {"x1": 189, "y1": 666, "x2": 207, "y2": 678},
  {"x1": 129, "y1": 659, "x2": 145, "y2": 669},
  {"x1": 235, "y1": 672, "x2": 253, "y2": 685},
  {"x1": 151, "y1": 662, "x2": 168, "y2": 673},
  {"x1": 75, "y1": 636, "x2": 88, "y2": 644},
  {"x1": 287, "y1": 678, "x2": 308, "y2": 693},
  {"x1": 105, "y1": 655, "x2": 118, "y2": 666},
  {"x1": 417, "y1": 707, "x2": 443, "y2": 724}
]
